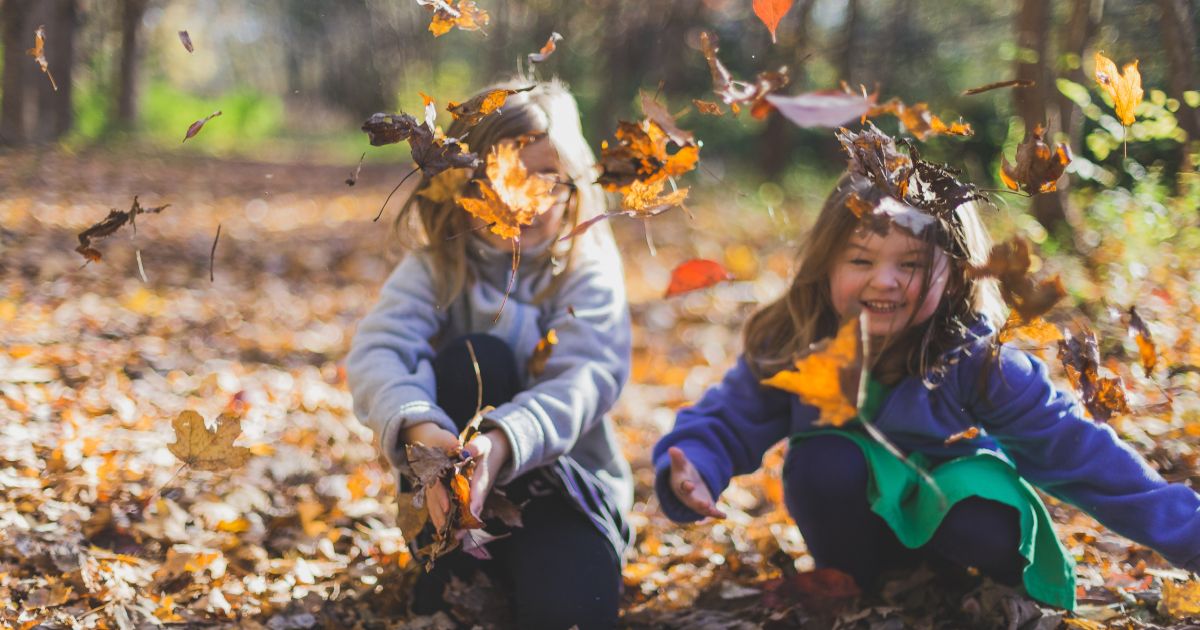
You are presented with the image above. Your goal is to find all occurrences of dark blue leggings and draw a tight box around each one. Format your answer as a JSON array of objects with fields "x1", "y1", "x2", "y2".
[
  {"x1": 412, "y1": 334, "x2": 621, "y2": 629},
  {"x1": 784, "y1": 434, "x2": 1026, "y2": 589}
]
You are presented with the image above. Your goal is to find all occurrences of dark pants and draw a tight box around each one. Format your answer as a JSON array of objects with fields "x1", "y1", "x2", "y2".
[
  {"x1": 783, "y1": 434, "x2": 1026, "y2": 590},
  {"x1": 413, "y1": 334, "x2": 621, "y2": 629}
]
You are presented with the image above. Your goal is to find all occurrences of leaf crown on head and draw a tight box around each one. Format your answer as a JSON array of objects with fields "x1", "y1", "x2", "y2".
[{"x1": 835, "y1": 123, "x2": 987, "y2": 260}]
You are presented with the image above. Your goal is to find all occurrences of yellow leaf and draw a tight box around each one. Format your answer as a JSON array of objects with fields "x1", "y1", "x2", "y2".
[
  {"x1": 762, "y1": 316, "x2": 862, "y2": 427},
  {"x1": 417, "y1": 167, "x2": 473, "y2": 204},
  {"x1": 527, "y1": 329, "x2": 559, "y2": 378},
  {"x1": 1094, "y1": 51, "x2": 1143, "y2": 126},
  {"x1": 1162, "y1": 578, "x2": 1200, "y2": 618},
  {"x1": 620, "y1": 179, "x2": 690, "y2": 214},
  {"x1": 457, "y1": 140, "x2": 556, "y2": 239},
  {"x1": 167, "y1": 410, "x2": 251, "y2": 471}
]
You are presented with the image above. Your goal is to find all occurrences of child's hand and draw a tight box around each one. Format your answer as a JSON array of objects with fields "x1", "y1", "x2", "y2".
[
  {"x1": 401, "y1": 421, "x2": 460, "y2": 531},
  {"x1": 464, "y1": 429, "x2": 511, "y2": 518},
  {"x1": 667, "y1": 446, "x2": 726, "y2": 519}
]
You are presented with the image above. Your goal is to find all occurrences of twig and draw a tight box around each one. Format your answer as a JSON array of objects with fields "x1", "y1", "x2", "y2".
[
  {"x1": 375, "y1": 166, "x2": 420, "y2": 222},
  {"x1": 209, "y1": 224, "x2": 221, "y2": 282}
]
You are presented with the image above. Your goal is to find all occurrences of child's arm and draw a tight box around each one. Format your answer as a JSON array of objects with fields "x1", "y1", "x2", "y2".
[
  {"x1": 345, "y1": 255, "x2": 455, "y2": 468},
  {"x1": 652, "y1": 357, "x2": 796, "y2": 522},
  {"x1": 966, "y1": 345, "x2": 1200, "y2": 572},
  {"x1": 480, "y1": 243, "x2": 631, "y2": 485}
]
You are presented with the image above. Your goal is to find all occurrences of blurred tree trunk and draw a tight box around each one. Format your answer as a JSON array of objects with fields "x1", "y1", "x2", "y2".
[
  {"x1": 33, "y1": 0, "x2": 76, "y2": 142},
  {"x1": 0, "y1": 0, "x2": 33, "y2": 147},
  {"x1": 1157, "y1": 0, "x2": 1200, "y2": 162},
  {"x1": 1014, "y1": 0, "x2": 1068, "y2": 238},
  {"x1": 1056, "y1": 0, "x2": 1100, "y2": 153},
  {"x1": 115, "y1": 0, "x2": 147, "y2": 130},
  {"x1": 838, "y1": 0, "x2": 861, "y2": 84},
  {"x1": 882, "y1": 0, "x2": 917, "y2": 95},
  {"x1": 759, "y1": 0, "x2": 816, "y2": 177}
]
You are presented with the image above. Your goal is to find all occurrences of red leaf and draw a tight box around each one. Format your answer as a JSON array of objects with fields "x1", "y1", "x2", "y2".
[
  {"x1": 753, "y1": 0, "x2": 795, "y2": 43},
  {"x1": 665, "y1": 259, "x2": 732, "y2": 297}
]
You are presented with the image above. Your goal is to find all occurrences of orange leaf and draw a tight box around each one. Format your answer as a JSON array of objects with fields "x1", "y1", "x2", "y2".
[
  {"x1": 998, "y1": 124, "x2": 1071, "y2": 195},
  {"x1": 25, "y1": 25, "x2": 57, "y2": 91},
  {"x1": 621, "y1": 179, "x2": 689, "y2": 214},
  {"x1": 447, "y1": 86, "x2": 533, "y2": 127},
  {"x1": 692, "y1": 99, "x2": 725, "y2": 116},
  {"x1": 967, "y1": 238, "x2": 1066, "y2": 322},
  {"x1": 943, "y1": 426, "x2": 980, "y2": 445},
  {"x1": 528, "y1": 31, "x2": 563, "y2": 64},
  {"x1": 450, "y1": 473, "x2": 484, "y2": 529},
  {"x1": 664, "y1": 259, "x2": 732, "y2": 297},
  {"x1": 422, "y1": 0, "x2": 489, "y2": 37},
  {"x1": 597, "y1": 115, "x2": 699, "y2": 191},
  {"x1": 1128, "y1": 306, "x2": 1157, "y2": 377},
  {"x1": 753, "y1": 0, "x2": 795, "y2": 43},
  {"x1": 1094, "y1": 51, "x2": 1143, "y2": 126},
  {"x1": 527, "y1": 329, "x2": 559, "y2": 378},
  {"x1": 458, "y1": 140, "x2": 557, "y2": 239},
  {"x1": 761, "y1": 315, "x2": 864, "y2": 427},
  {"x1": 867, "y1": 98, "x2": 972, "y2": 140}
]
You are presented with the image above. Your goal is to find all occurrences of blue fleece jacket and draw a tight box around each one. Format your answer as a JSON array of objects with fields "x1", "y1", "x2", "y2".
[{"x1": 653, "y1": 318, "x2": 1200, "y2": 572}]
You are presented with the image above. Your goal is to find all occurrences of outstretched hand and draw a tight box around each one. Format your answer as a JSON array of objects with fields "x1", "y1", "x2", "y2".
[
  {"x1": 667, "y1": 446, "x2": 726, "y2": 519},
  {"x1": 401, "y1": 421, "x2": 460, "y2": 531}
]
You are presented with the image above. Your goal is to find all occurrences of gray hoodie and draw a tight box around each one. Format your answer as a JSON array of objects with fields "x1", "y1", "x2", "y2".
[{"x1": 345, "y1": 226, "x2": 634, "y2": 536}]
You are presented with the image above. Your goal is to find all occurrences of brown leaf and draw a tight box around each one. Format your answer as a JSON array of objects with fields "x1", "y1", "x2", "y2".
[
  {"x1": 753, "y1": 0, "x2": 795, "y2": 43},
  {"x1": 692, "y1": 99, "x2": 725, "y2": 116},
  {"x1": 527, "y1": 329, "x2": 559, "y2": 378},
  {"x1": 167, "y1": 410, "x2": 251, "y2": 471},
  {"x1": 25, "y1": 25, "x2": 57, "y2": 91},
  {"x1": 1128, "y1": 306, "x2": 1157, "y2": 377},
  {"x1": 597, "y1": 118, "x2": 699, "y2": 192},
  {"x1": 481, "y1": 490, "x2": 524, "y2": 528},
  {"x1": 178, "y1": 30, "x2": 194, "y2": 53},
  {"x1": 867, "y1": 98, "x2": 973, "y2": 140},
  {"x1": 699, "y1": 32, "x2": 789, "y2": 119},
  {"x1": 999, "y1": 124, "x2": 1071, "y2": 195},
  {"x1": 183, "y1": 110, "x2": 223, "y2": 142},
  {"x1": 1057, "y1": 327, "x2": 1130, "y2": 422},
  {"x1": 961, "y1": 79, "x2": 1034, "y2": 96},
  {"x1": 640, "y1": 92, "x2": 695, "y2": 146},
  {"x1": 75, "y1": 196, "x2": 171, "y2": 263},
  {"x1": 665, "y1": 259, "x2": 732, "y2": 298},
  {"x1": 361, "y1": 112, "x2": 481, "y2": 178},
  {"x1": 967, "y1": 238, "x2": 1066, "y2": 322},
  {"x1": 527, "y1": 32, "x2": 563, "y2": 64},
  {"x1": 407, "y1": 442, "x2": 457, "y2": 488},
  {"x1": 345, "y1": 152, "x2": 365, "y2": 186},
  {"x1": 420, "y1": 0, "x2": 490, "y2": 37},
  {"x1": 1094, "y1": 51, "x2": 1143, "y2": 127},
  {"x1": 446, "y1": 86, "x2": 535, "y2": 127}
]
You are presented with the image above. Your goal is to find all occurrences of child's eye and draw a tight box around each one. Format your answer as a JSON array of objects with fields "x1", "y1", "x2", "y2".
[
  {"x1": 902, "y1": 261, "x2": 925, "y2": 270},
  {"x1": 849, "y1": 258, "x2": 871, "y2": 266}
]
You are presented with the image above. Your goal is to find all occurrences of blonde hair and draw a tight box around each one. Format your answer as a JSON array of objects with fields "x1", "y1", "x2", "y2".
[
  {"x1": 743, "y1": 172, "x2": 1005, "y2": 383},
  {"x1": 394, "y1": 78, "x2": 606, "y2": 307}
]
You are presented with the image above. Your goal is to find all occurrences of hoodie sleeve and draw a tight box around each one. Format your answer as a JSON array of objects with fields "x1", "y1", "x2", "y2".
[
  {"x1": 652, "y1": 357, "x2": 798, "y2": 522},
  {"x1": 345, "y1": 255, "x2": 455, "y2": 468},
  {"x1": 481, "y1": 239, "x2": 632, "y2": 485},
  {"x1": 966, "y1": 345, "x2": 1200, "y2": 572}
]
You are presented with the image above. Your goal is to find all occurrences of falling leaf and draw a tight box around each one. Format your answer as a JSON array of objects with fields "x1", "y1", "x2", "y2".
[
  {"x1": 420, "y1": 91, "x2": 438, "y2": 130},
  {"x1": 700, "y1": 31, "x2": 789, "y2": 119},
  {"x1": 998, "y1": 311, "x2": 1063, "y2": 345},
  {"x1": 1128, "y1": 306, "x2": 1157, "y2": 377},
  {"x1": 597, "y1": 117, "x2": 699, "y2": 191},
  {"x1": 693, "y1": 99, "x2": 725, "y2": 116},
  {"x1": 943, "y1": 426, "x2": 980, "y2": 445},
  {"x1": 457, "y1": 139, "x2": 557, "y2": 239},
  {"x1": 527, "y1": 329, "x2": 558, "y2": 378},
  {"x1": 528, "y1": 32, "x2": 563, "y2": 64},
  {"x1": 621, "y1": 178, "x2": 690, "y2": 214},
  {"x1": 1057, "y1": 327, "x2": 1130, "y2": 422},
  {"x1": 753, "y1": 0, "x2": 794, "y2": 43},
  {"x1": 178, "y1": 30, "x2": 194, "y2": 53},
  {"x1": 362, "y1": 112, "x2": 481, "y2": 178},
  {"x1": 867, "y1": 98, "x2": 972, "y2": 140},
  {"x1": 762, "y1": 315, "x2": 863, "y2": 427},
  {"x1": 419, "y1": 0, "x2": 490, "y2": 37},
  {"x1": 75, "y1": 196, "x2": 171, "y2": 263},
  {"x1": 665, "y1": 259, "x2": 732, "y2": 298},
  {"x1": 962, "y1": 79, "x2": 1034, "y2": 96},
  {"x1": 1094, "y1": 51, "x2": 1143, "y2": 126},
  {"x1": 836, "y1": 124, "x2": 914, "y2": 201},
  {"x1": 447, "y1": 86, "x2": 534, "y2": 127},
  {"x1": 998, "y1": 124, "x2": 1071, "y2": 195},
  {"x1": 417, "y1": 167, "x2": 474, "y2": 204},
  {"x1": 640, "y1": 92, "x2": 695, "y2": 146},
  {"x1": 183, "y1": 110, "x2": 223, "y2": 143},
  {"x1": 26, "y1": 25, "x2": 57, "y2": 91},
  {"x1": 345, "y1": 152, "x2": 366, "y2": 186},
  {"x1": 167, "y1": 410, "x2": 252, "y2": 471},
  {"x1": 767, "y1": 89, "x2": 878, "y2": 129},
  {"x1": 967, "y1": 238, "x2": 1066, "y2": 322}
]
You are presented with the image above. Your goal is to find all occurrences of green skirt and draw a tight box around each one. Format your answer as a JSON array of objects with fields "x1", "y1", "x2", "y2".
[{"x1": 789, "y1": 428, "x2": 1077, "y2": 610}]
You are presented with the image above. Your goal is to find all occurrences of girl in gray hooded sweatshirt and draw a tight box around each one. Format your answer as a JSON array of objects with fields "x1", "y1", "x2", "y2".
[{"x1": 346, "y1": 79, "x2": 631, "y2": 629}]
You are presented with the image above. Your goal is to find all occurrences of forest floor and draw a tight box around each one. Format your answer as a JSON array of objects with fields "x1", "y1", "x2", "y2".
[{"x1": 3, "y1": 148, "x2": 1200, "y2": 629}]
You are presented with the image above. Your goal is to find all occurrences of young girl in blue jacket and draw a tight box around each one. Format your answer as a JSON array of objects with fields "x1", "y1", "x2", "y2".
[
  {"x1": 653, "y1": 150, "x2": 1200, "y2": 609},
  {"x1": 347, "y1": 80, "x2": 631, "y2": 628}
]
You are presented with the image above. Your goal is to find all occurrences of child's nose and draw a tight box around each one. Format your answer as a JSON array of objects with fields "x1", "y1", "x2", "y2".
[{"x1": 869, "y1": 265, "x2": 905, "y2": 290}]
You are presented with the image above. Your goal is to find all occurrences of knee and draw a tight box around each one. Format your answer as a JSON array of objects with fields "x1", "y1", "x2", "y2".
[
  {"x1": 783, "y1": 434, "x2": 870, "y2": 513},
  {"x1": 929, "y1": 498, "x2": 1024, "y2": 583},
  {"x1": 434, "y1": 333, "x2": 521, "y2": 426},
  {"x1": 516, "y1": 592, "x2": 619, "y2": 630}
]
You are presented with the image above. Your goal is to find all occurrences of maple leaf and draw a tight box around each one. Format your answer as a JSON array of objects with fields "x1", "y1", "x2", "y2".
[
  {"x1": 1128, "y1": 306, "x2": 1157, "y2": 377},
  {"x1": 183, "y1": 110, "x2": 223, "y2": 142},
  {"x1": 767, "y1": 88, "x2": 878, "y2": 129},
  {"x1": 418, "y1": 0, "x2": 490, "y2": 37},
  {"x1": 753, "y1": 0, "x2": 795, "y2": 43},
  {"x1": 76, "y1": 196, "x2": 171, "y2": 263},
  {"x1": 699, "y1": 31, "x2": 789, "y2": 119},
  {"x1": 167, "y1": 410, "x2": 251, "y2": 471},
  {"x1": 178, "y1": 30, "x2": 194, "y2": 53},
  {"x1": 967, "y1": 238, "x2": 1066, "y2": 322},
  {"x1": 528, "y1": 32, "x2": 563, "y2": 64},
  {"x1": 1057, "y1": 327, "x2": 1130, "y2": 422},
  {"x1": 621, "y1": 178, "x2": 690, "y2": 214},
  {"x1": 361, "y1": 112, "x2": 481, "y2": 179},
  {"x1": 597, "y1": 116, "x2": 699, "y2": 192},
  {"x1": 762, "y1": 315, "x2": 864, "y2": 427},
  {"x1": 867, "y1": 98, "x2": 972, "y2": 140},
  {"x1": 446, "y1": 86, "x2": 534, "y2": 127},
  {"x1": 457, "y1": 140, "x2": 556, "y2": 239},
  {"x1": 1094, "y1": 51, "x2": 1143, "y2": 127},
  {"x1": 664, "y1": 259, "x2": 732, "y2": 298},
  {"x1": 527, "y1": 329, "x2": 558, "y2": 378},
  {"x1": 999, "y1": 124, "x2": 1071, "y2": 195},
  {"x1": 26, "y1": 25, "x2": 57, "y2": 91}
]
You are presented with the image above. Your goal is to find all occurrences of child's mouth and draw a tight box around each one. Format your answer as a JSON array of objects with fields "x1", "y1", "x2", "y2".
[{"x1": 862, "y1": 300, "x2": 904, "y2": 314}]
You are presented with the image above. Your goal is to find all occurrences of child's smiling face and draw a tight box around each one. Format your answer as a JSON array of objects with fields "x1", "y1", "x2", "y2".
[
  {"x1": 829, "y1": 226, "x2": 950, "y2": 337},
  {"x1": 476, "y1": 137, "x2": 573, "y2": 250}
]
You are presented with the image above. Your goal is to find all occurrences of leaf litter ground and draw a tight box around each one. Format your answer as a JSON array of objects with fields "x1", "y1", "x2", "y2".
[{"x1": 2, "y1": 149, "x2": 1200, "y2": 628}]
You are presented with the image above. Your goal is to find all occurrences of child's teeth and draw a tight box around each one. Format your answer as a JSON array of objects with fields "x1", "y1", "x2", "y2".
[{"x1": 864, "y1": 301, "x2": 899, "y2": 312}]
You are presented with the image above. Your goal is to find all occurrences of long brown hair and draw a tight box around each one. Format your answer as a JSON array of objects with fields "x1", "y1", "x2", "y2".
[
  {"x1": 742, "y1": 171, "x2": 1005, "y2": 384},
  {"x1": 393, "y1": 78, "x2": 606, "y2": 307}
]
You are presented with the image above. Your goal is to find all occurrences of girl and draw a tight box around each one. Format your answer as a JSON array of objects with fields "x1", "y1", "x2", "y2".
[
  {"x1": 347, "y1": 79, "x2": 632, "y2": 629},
  {"x1": 654, "y1": 168, "x2": 1200, "y2": 610}
]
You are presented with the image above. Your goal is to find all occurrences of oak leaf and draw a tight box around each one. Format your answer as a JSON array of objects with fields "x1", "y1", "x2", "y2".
[
  {"x1": 999, "y1": 124, "x2": 1071, "y2": 195},
  {"x1": 167, "y1": 410, "x2": 251, "y2": 471},
  {"x1": 26, "y1": 25, "x2": 57, "y2": 91},
  {"x1": 1094, "y1": 51, "x2": 1143, "y2": 126},
  {"x1": 762, "y1": 315, "x2": 864, "y2": 427}
]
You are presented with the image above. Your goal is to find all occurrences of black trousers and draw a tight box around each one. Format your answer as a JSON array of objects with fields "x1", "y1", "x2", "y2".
[{"x1": 411, "y1": 334, "x2": 621, "y2": 630}]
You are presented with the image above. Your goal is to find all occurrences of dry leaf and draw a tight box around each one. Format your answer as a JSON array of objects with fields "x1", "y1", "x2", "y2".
[
  {"x1": 417, "y1": 167, "x2": 474, "y2": 204},
  {"x1": 362, "y1": 112, "x2": 481, "y2": 178},
  {"x1": 419, "y1": 0, "x2": 490, "y2": 37},
  {"x1": 693, "y1": 99, "x2": 725, "y2": 116},
  {"x1": 700, "y1": 31, "x2": 789, "y2": 119},
  {"x1": 1094, "y1": 51, "x2": 1143, "y2": 126},
  {"x1": 867, "y1": 98, "x2": 972, "y2": 140},
  {"x1": 528, "y1": 32, "x2": 563, "y2": 64},
  {"x1": 621, "y1": 178, "x2": 690, "y2": 214},
  {"x1": 1161, "y1": 578, "x2": 1200, "y2": 618},
  {"x1": 527, "y1": 329, "x2": 558, "y2": 378},
  {"x1": 999, "y1": 124, "x2": 1071, "y2": 195},
  {"x1": 753, "y1": 0, "x2": 795, "y2": 43},
  {"x1": 968, "y1": 238, "x2": 1066, "y2": 322},
  {"x1": 1128, "y1": 306, "x2": 1157, "y2": 377},
  {"x1": 962, "y1": 79, "x2": 1034, "y2": 96},
  {"x1": 767, "y1": 89, "x2": 878, "y2": 129},
  {"x1": 183, "y1": 111, "x2": 223, "y2": 143},
  {"x1": 998, "y1": 311, "x2": 1063, "y2": 345},
  {"x1": 447, "y1": 86, "x2": 534, "y2": 127},
  {"x1": 167, "y1": 410, "x2": 251, "y2": 471},
  {"x1": 762, "y1": 315, "x2": 863, "y2": 427},
  {"x1": 178, "y1": 30, "x2": 194, "y2": 53},
  {"x1": 345, "y1": 152, "x2": 365, "y2": 186},
  {"x1": 665, "y1": 259, "x2": 732, "y2": 298},
  {"x1": 943, "y1": 426, "x2": 980, "y2": 445},
  {"x1": 597, "y1": 117, "x2": 699, "y2": 191},
  {"x1": 26, "y1": 25, "x2": 57, "y2": 91},
  {"x1": 457, "y1": 140, "x2": 557, "y2": 239},
  {"x1": 1057, "y1": 327, "x2": 1131, "y2": 422},
  {"x1": 76, "y1": 196, "x2": 171, "y2": 263}
]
